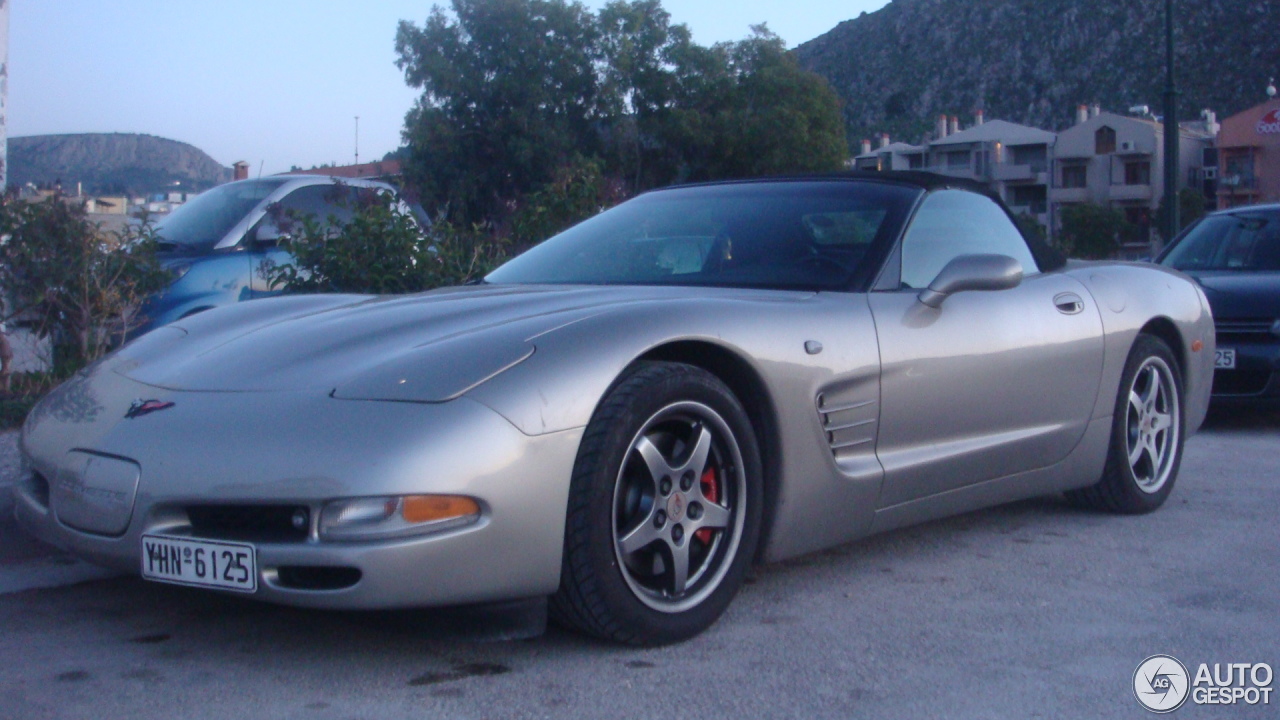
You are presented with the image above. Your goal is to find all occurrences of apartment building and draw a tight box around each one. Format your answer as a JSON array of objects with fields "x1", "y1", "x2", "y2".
[
  {"x1": 852, "y1": 135, "x2": 924, "y2": 171},
  {"x1": 924, "y1": 115, "x2": 1055, "y2": 229},
  {"x1": 1050, "y1": 105, "x2": 1213, "y2": 255},
  {"x1": 854, "y1": 113, "x2": 1054, "y2": 232},
  {"x1": 1216, "y1": 91, "x2": 1280, "y2": 208}
]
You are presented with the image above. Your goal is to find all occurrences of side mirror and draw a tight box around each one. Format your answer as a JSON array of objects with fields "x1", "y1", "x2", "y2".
[{"x1": 917, "y1": 254, "x2": 1023, "y2": 308}]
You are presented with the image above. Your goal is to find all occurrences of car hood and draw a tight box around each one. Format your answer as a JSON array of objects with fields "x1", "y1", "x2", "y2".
[
  {"x1": 1185, "y1": 271, "x2": 1280, "y2": 320},
  {"x1": 115, "y1": 284, "x2": 801, "y2": 396}
]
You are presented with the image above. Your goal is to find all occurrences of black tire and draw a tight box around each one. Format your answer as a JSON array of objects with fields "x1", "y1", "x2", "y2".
[
  {"x1": 1066, "y1": 333, "x2": 1185, "y2": 513},
  {"x1": 551, "y1": 361, "x2": 763, "y2": 645}
]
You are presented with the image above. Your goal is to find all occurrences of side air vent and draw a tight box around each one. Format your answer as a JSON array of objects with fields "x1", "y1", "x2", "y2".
[{"x1": 816, "y1": 387, "x2": 878, "y2": 460}]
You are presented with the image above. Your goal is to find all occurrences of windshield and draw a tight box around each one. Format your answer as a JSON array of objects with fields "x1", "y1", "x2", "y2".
[
  {"x1": 154, "y1": 179, "x2": 288, "y2": 252},
  {"x1": 486, "y1": 181, "x2": 919, "y2": 290},
  {"x1": 1162, "y1": 210, "x2": 1280, "y2": 271}
]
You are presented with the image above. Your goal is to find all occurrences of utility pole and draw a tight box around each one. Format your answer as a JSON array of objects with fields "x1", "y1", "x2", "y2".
[
  {"x1": 1161, "y1": 0, "x2": 1179, "y2": 242},
  {"x1": 354, "y1": 116, "x2": 360, "y2": 166}
]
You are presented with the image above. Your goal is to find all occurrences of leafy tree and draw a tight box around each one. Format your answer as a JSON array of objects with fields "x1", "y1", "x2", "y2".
[
  {"x1": 395, "y1": 1, "x2": 847, "y2": 229},
  {"x1": 395, "y1": 0, "x2": 602, "y2": 224},
  {"x1": 694, "y1": 26, "x2": 847, "y2": 180},
  {"x1": 1057, "y1": 203, "x2": 1130, "y2": 260},
  {"x1": 0, "y1": 195, "x2": 168, "y2": 369}
]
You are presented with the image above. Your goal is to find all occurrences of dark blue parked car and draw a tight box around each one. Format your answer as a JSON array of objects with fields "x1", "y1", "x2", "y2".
[
  {"x1": 138, "y1": 175, "x2": 398, "y2": 334},
  {"x1": 1159, "y1": 203, "x2": 1280, "y2": 405}
]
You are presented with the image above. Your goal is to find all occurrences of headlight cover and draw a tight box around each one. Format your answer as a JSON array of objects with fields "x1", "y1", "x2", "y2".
[{"x1": 319, "y1": 495, "x2": 481, "y2": 541}]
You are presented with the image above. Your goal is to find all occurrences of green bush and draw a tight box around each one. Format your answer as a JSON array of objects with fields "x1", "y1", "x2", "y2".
[
  {"x1": 260, "y1": 185, "x2": 510, "y2": 295},
  {"x1": 1057, "y1": 203, "x2": 1130, "y2": 260},
  {"x1": 0, "y1": 194, "x2": 168, "y2": 369}
]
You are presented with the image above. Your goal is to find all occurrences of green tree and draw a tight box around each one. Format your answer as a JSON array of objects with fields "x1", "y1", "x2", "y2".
[
  {"x1": 395, "y1": 2, "x2": 848, "y2": 228},
  {"x1": 395, "y1": 0, "x2": 602, "y2": 224},
  {"x1": 697, "y1": 26, "x2": 847, "y2": 180},
  {"x1": 1057, "y1": 203, "x2": 1130, "y2": 260}
]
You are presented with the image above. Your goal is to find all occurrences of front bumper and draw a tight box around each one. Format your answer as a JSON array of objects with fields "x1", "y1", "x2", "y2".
[
  {"x1": 16, "y1": 364, "x2": 582, "y2": 609},
  {"x1": 1211, "y1": 336, "x2": 1280, "y2": 405}
]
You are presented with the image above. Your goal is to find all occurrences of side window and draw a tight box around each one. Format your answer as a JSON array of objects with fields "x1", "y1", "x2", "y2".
[
  {"x1": 275, "y1": 184, "x2": 358, "y2": 230},
  {"x1": 899, "y1": 190, "x2": 1039, "y2": 289}
]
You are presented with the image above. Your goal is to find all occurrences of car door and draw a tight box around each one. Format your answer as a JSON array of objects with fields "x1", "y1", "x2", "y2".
[
  {"x1": 869, "y1": 189, "x2": 1104, "y2": 509},
  {"x1": 247, "y1": 183, "x2": 358, "y2": 298}
]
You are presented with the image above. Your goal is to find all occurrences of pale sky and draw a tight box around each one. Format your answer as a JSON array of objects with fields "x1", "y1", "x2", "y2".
[{"x1": 9, "y1": 1, "x2": 890, "y2": 176}]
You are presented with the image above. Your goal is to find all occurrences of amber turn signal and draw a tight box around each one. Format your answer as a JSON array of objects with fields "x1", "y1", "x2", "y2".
[
  {"x1": 1191, "y1": 340, "x2": 1203, "y2": 352},
  {"x1": 402, "y1": 495, "x2": 481, "y2": 524}
]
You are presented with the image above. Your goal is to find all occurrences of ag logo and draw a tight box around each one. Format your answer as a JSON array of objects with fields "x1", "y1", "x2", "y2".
[{"x1": 1135, "y1": 655, "x2": 1190, "y2": 713}]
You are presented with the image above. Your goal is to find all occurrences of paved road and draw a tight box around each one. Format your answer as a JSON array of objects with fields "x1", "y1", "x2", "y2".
[{"x1": 1, "y1": 410, "x2": 1277, "y2": 720}]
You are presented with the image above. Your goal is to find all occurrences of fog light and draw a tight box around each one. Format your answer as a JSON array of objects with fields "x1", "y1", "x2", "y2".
[{"x1": 319, "y1": 495, "x2": 481, "y2": 541}]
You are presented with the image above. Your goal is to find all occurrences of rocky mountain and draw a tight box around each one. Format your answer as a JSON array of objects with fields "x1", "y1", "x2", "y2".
[
  {"x1": 8, "y1": 133, "x2": 230, "y2": 195},
  {"x1": 794, "y1": 0, "x2": 1280, "y2": 147}
]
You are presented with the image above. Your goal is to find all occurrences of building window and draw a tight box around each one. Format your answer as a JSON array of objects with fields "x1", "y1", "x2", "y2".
[
  {"x1": 1124, "y1": 161, "x2": 1151, "y2": 186},
  {"x1": 946, "y1": 150, "x2": 970, "y2": 169},
  {"x1": 1009, "y1": 185, "x2": 1048, "y2": 214},
  {"x1": 1061, "y1": 165, "x2": 1087, "y2": 188},
  {"x1": 907, "y1": 154, "x2": 924, "y2": 169},
  {"x1": 1095, "y1": 126, "x2": 1117, "y2": 155},
  {"x1": 1011, "y1": 144, "x2": 1048, "y2": 170}
]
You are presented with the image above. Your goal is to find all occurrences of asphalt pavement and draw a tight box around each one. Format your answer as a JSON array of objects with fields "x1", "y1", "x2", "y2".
[{"x1": 1, "y1": 408, "x2": 1276, "y2": 720}]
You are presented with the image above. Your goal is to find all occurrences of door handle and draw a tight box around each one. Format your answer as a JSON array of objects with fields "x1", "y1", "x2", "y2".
[{"x1": 1054, "y1": 292, "x2": 1084, "y2": 315}]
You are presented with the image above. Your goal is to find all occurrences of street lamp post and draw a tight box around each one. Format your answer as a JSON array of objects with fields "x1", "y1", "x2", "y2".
[{"x1": 1162, "y1": 0, "x2": 1179, "y2": 243}]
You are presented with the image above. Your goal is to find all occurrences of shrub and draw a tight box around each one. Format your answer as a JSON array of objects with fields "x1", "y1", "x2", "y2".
[
  {"x1": 1057, "y1": 203, "x2": 1130, "y2": 259},
  {"x1": 0, "y1": 194, "x2": 168, "y2": 369},
  {"x1": 260, "y1": 184, "x2": 509, "y2": 295}
]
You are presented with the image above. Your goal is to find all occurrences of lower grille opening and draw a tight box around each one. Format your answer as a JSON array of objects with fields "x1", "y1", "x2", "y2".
[
  {"x1": 274, "y1": 566, "x2": 361, "y2": 591},
  {"x1": 1213, "y1": 370, "x2": 1271, "y2": 396},
  {"x1": 186, "y1": 504, "x2": 309, "y2": 542}
]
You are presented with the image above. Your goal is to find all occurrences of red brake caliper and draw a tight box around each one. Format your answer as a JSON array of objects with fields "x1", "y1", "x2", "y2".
[{"x1": 696, "y1": 466, "x2": 719, "y2": 544}]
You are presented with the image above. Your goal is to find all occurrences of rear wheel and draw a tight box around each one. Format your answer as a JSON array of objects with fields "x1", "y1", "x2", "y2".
[
  {"x1": 1067, "y1": 334, "x2": 1184, "y2": 513},
  {"x1": 551, "y1": 362, "x2": 762, "y2": 645}
]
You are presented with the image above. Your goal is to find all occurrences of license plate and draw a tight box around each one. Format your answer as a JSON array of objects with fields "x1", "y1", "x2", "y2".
[
  {"x1": 141, "y1": 535, "x2": 257, "y2": 593},
  {"x1": 1215, "y1": 348, "x2": 1237, "y2": 369}
]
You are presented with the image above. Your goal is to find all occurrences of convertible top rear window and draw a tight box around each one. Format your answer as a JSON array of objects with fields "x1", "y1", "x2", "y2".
[{"x1": 486, "y1": 181, "x2": 921, "y2": 291}]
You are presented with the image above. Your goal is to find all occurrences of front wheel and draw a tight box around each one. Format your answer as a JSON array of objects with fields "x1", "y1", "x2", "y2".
[
  {"x1": 551, "y1": 361, "x2": 762, "y2": 645},
  {"x1": 1067, "y1": 333, "x2": 1185, "y2": 513}
]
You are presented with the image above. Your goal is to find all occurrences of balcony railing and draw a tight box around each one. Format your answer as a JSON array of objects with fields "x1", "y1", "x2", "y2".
[{"x1": 1108, "y1": 183, "x2": 1153, "y2": 201}]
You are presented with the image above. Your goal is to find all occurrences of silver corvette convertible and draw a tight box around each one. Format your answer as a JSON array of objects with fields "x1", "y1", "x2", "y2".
[{"x1": 17, "y1": 173, "x2": 1214, "y2": 644}]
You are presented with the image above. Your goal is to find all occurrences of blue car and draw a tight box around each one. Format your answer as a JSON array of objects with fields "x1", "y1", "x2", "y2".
[
  {"x1": 138, "y1": 176, "x2": 397, "y2": 334},
  {"x1": 1158, "y1": 203, "x2": 1280, "y2": 405}
]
